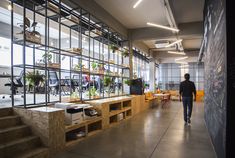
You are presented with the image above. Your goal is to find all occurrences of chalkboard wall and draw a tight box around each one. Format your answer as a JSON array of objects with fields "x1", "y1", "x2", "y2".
[{"x1": 203, "y1": 0, "x2": 226, "y2": 158}]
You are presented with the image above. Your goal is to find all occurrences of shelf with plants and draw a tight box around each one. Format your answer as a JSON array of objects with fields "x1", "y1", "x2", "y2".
[{"x1": 10, "y1": 0, "x2": 130, "y2": 108}]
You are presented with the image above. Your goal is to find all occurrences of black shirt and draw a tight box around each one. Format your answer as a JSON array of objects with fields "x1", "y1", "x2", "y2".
[{"x1": 179, "y1": 80, "x2": 196, "y2": 97}]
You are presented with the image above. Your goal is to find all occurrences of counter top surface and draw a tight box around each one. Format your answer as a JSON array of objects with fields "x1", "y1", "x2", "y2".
[
  {"x1": 86, "y1": 96, "x2": 132, "y2": 104},
  {"x1": 29, "y1": 107, "x2": 64, "y2": 113}
]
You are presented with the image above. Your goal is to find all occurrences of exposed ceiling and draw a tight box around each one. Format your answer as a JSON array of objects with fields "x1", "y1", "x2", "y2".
[
  {"x1": 143, "y1": 37, "x2": 202, "y2": 50},
  {"x1": 94, "y1": 0, "x2": 168, "y2": 29},
  {"x1": 170, "y1": 0, "x2": 204, "y2": 23},
  {"x1": 95, "y1": 0, "x2": 205, "y2": 63}
]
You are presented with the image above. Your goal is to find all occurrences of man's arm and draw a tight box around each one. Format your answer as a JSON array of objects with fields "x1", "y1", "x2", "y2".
[
  {"x1": 193, "y1": 82, "x2": 196, "y2": 101},
  {"x1": 179, "y1": 82, "x2": 182, "y2": 102}
]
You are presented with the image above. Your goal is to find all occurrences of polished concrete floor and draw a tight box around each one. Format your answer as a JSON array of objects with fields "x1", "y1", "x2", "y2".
[{"x1": 56, "y1": 101, "x2": 216, "y2": 158}]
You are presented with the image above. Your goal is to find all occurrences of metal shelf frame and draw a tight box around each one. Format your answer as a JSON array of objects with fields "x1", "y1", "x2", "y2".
[{"x1": 9, "y1": 0, "x2": 130, "y2": 108}]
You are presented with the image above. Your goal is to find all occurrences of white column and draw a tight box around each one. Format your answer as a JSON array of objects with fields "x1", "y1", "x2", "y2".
[{"x1": 149, "y1": 60, "x2": 156, "y2": 91}]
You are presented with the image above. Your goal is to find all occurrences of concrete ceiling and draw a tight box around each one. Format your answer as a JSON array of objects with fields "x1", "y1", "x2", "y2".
[
  {"x1": 170, "y1": 0, "x2": 204, "y2": 23},
  {"x1": 94, "y1": 0, "x2": 205, "y2": 63},
  {"x1": 94, "y1": 0, "x2": 168, "y2": 29},
  {"x1": 143, "y1": 37, "x2": 202, "y2": 50}
]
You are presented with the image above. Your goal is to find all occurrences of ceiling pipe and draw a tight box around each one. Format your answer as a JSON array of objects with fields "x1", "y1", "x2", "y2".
[
  {"x1": 198, "y1": 38, "x2": 205, "y2": 63},
  {"x1": 163, "y1": 0, "x2": 184, "y2": 51}
]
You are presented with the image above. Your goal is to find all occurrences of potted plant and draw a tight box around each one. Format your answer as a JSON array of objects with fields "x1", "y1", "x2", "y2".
[
  {"x1": 97, "y1": 63, "x2": 104, "y2": 74},
  {"x1": 73, "y1": 64, "x2": 80, "y2": 71},
  {"x1": 25, "y1": 70, "x2": 44, "y2": 92},
  {"x1": 122, "y1": 50, "x2": 129, "y2": 58},
  {"x1": 104, "y1": 76, "x2": 112, "y2": 87},
  {"x1": 71, "y1": 91, "x2": 79, "y2": 100},
  {"x1": 15, "y1": 17, "x2": 41, "y2": 44},
  {"x1": 41, "y1": 51, "x2": 52, "y2": 64},
  {"x1": 91, "y1": 61, "x2": 97, "y2": 71},
  {"x1": 87, "y1": 86, "x2": 98, "y2": 98},
  {"x1": 109, "y1": 44, "x2": 119, "y2": 53},
  {"x1": 124, "y1": 79, "x2": 131, "y2": 86}
]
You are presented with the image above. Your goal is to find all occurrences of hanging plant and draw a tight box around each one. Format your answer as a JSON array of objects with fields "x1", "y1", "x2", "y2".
[
  {"x1": 122, "y1": 50, "x2": 129, "y2": 57},
  {"x1": 109, "y1": 44, "x2": 119, "y2": 53}
]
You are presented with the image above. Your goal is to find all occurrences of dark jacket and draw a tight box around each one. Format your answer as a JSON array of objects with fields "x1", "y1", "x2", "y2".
[{"x1": 179, "y1": 80, "x2": 196, "y2": 97}]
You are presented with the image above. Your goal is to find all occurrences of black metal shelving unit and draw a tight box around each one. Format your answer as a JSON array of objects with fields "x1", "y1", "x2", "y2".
[{"x1": 10, "y1": 0, "x2": 130, "y2": 108}]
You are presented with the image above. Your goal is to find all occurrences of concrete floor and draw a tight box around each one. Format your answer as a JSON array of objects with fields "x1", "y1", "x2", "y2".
[{"x1": 56, "y1": 101, "x2": 216, "y2": 158}]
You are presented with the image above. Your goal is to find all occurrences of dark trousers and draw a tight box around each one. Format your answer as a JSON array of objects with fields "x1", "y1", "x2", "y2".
[{"x1": 182, "y1": 97, "x2": 193, "y2": 122}]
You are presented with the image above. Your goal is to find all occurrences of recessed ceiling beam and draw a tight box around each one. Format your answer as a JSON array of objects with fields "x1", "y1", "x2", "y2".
[{"x1": 129, "y1": 21, "x2": 203, "y2": 41}]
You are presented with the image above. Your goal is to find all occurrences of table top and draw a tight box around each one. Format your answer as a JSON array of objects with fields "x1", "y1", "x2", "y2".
[{"x1": 154, "y1": 93, "x2": 170, "y2": 97}]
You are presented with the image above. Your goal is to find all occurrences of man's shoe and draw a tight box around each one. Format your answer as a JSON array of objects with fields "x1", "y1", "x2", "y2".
[
  {"x1": 187, "y1": 118, "x2": 191, "y2": 124},
  {"x1": 184, "y1": 122, "x2": 188, "y2": 125}
]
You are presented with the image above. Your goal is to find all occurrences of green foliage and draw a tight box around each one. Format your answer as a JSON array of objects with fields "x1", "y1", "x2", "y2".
[
  {"x1": 109, "y1": 44, "x2": 119, "y2": 53},
  {"x1": 73, "y1": 64, "x2": 80, "y2": 71},
  {"x1": 104, "y1": 76, "x2": 112, "y2": 87},
  {"x1": 88, "y1": 86, "x2": 97, "y2": 97},
  {"x1": 91, "y1": 61, "x2": 97, "y2": 70},
  {"x1": 122, "y1": 50, "x2": 129, "y2": 57},
  {"x1": 25, "y1": 70, "x2": 44, "y2": 86},
  {"x1": 71, "y1": 92, "x2": 79, "y2": 98},
  {"x1": 124, "y1": 79, "x2": 131, "y2": 86},
  {"x1": 41, "y1": 51, "x2": 52, "y2": 64}
]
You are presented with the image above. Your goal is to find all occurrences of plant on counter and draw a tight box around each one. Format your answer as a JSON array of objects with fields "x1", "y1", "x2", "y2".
[
  {"x1": 109, "y1": 44, "x2": 119, "y2": 53},
  {"x1": 121, "y1": 50, "x2": 129, "y2": 58},
  {"x1": 124, "y1": 79, "x2": 131, "y2": 86},
  {"x1": 71, "y1": 91, "x2": 79, "y2": 99},
  {"x1": 88, "y1": 86, "x2": 98, "y2": 97}
]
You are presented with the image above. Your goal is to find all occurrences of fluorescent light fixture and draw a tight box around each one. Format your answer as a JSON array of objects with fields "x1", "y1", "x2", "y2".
[
  {"x1": 179, "y1": 65, "x2": 189, "y2": 68},
  {"x1": 8, "y1": 3, "x2": 12, "y2": 10},
  {"x1": 175, "y1": 61, "x2": 188, "y2": 64},
  {"x1": 167, "y1": 51, "x2": 185, "y2": 55},
  {"x1": 175, "y1": 56, "x2": 188, "y2": 61},
  {"x1": 147, "y1": 22, "x2": 179, "y2": 32},
  {"x1": 133, "y1": 0, "x2": 142, "y2": 8},
  {"x1": 165, "y1": 39, "x2": 183, "y2": 48}
]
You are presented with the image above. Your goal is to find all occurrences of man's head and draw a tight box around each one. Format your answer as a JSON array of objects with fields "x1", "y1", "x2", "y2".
[{"x1": 184, "y1": 73, "x2": 190, "y2": 81}]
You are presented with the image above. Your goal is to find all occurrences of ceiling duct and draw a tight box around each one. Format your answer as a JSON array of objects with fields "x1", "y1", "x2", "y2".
[{"x1": 154, "y1": 40, "x2": 170, "y2": 48}]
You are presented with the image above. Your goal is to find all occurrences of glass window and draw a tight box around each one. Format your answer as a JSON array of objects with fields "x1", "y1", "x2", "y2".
[{"x1": 158, "y1": 62, "x2": 204, "y2": 90}]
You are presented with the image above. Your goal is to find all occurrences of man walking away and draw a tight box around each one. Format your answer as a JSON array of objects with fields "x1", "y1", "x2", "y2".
[{"x1": 179, "y1": 73, "x2": 196, "y2": 125}]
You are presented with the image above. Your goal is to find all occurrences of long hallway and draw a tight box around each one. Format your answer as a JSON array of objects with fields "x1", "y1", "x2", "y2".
[{"x1": 56, "y1": 101, "x2": 216, "y2": 158}]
